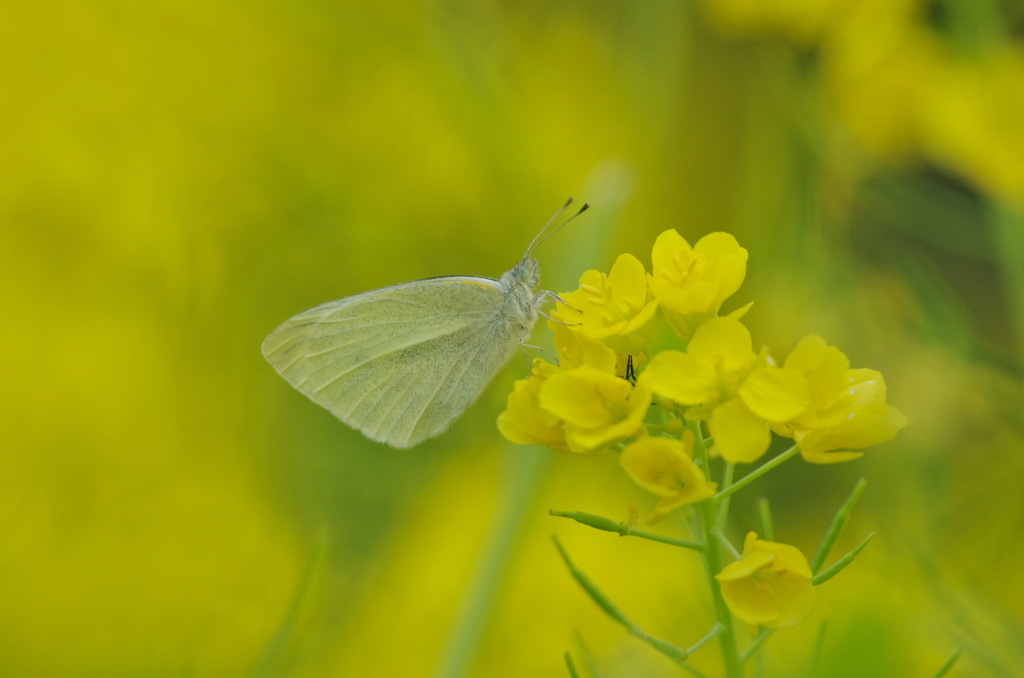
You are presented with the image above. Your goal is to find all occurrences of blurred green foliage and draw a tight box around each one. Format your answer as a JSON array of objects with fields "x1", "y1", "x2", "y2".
[{"x1": 2, "y1": 0, "x2": 1023, "y2": 676}]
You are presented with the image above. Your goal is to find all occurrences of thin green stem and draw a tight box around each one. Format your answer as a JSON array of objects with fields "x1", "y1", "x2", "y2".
[
  {"x1": 687, "y1": 623, "x2": 724, "y2": 655},
  {"x1": 756, "y1": 498, "x2": 774, "y2": 542},
  {"x1": 564, "y1": 652, "x2": 580, "y2": 678},
  {"x1": 807, "y1": 622, "x2": 827, "y2": 678},
  {"x1": 691, "y1": 422, "x2": 744, "y2": 678},
  {"x1": 252, "y1": 531, "x2": 329, "y2": 678},
  {"x1": 435, "y1": 446, "x2": 548, "y2": 678},
  {"x1": 691, "y1": 421, "x2": 711, "y2": 475},
  {"x1": 549, "y1": 510, "x2": 704, "y2": 552},
  {"x1": 712, "y1": 527, "x2": 740, "y2": 561},
  {"x1": 714, "y1": 445, "x2": 801, "y2": 503},
  {"x1": 740, "y1": 628, "x2": 773, "y2": 664},
  {"x1": 930, "y1": 647, "x2": 962, "y2": 678},
  {"x1": 715, "y1": 462, "x2": 735, "y2": 527},
  {"x1": 993, "y1": 205, "x2": 1024, "y2": 358}
]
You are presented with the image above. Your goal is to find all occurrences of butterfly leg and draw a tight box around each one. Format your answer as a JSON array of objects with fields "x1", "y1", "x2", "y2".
[
  {"x1": 535, "y1": 290, "x2": 581, "y2": 326},
  {"x1": 518, "y1": 339, "x2": 556, "y2": 363}
]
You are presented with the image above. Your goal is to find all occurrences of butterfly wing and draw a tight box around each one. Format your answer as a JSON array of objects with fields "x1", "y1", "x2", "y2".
[{"x1": 262, "y1": 276, "x2": 525, "y2": 448}]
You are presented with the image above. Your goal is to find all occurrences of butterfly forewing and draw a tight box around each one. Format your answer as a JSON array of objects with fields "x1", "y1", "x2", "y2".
[{"x1": 262, "y1": 276, "x2": 525, "y2": 448}]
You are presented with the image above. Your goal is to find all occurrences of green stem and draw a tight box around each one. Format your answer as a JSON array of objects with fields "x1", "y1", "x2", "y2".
[
  {"x1": 740, "y1": 628, "x2": 773, "y2": 664},
  {"x1": 756, "y1": 497, "x2": 774, "y2": 542},
  {"x1": 714, "y1": 445, "x2": 801, "y2": 503},
  {"x1": 993, "y1": 205, "x2": 1024, "y2": 356},
  {"x1": 564, "y1": 652, "x2": 580, "y2": 678},
  {"x1": 687, "y1": 623, "x2": 724, "y2": 655},
  {"x1": 691, "y1": 423, "x2": 744, "y2": 678},
  {"x1": 435, "y1": 446, "x2": 548, "y2": 678},
  {"x1": 549, "y1": 510, "x2": 704, "y2": 551},
  {"x1": 715, "y1": 462, "x2": 735, "y2": 527},
  {"x1": 930, "y1": 647, "x2": 963, "y2": 678},
  {"x1": 712, "y1": 527, "x2": 740, "y2": 561}
]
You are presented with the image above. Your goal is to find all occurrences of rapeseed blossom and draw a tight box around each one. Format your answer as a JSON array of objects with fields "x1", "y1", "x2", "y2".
[
  {"x1": 699, "y1": 0, "x2": 1024, "y2": 202},
  {"x1": 642, "y1": 317, "x2": 810, "y2": 463},
  {"x1": 516, "y1": 228, "x2": 908, "y2": 669},
  {"x1": 716, "y1": 532, "x2": 816, "y2": 628},
  {"x1": 553, "y1": 253, "x2": 658, "y2": 354},
  {"x1": 497, "y1": 358, "x2": 570, "y2": 452},
  {"x1": 619, "y1": 432, "x2": 717, "y2": 523},
  {"x1": 540, "y1": 365, "x2": 653, "y2": 454},
  {"x1": 498, "y1": 228, "x2": 904, "y2": 517},
  {"x1": 648, "y1": 230, "x2": 748, "y2": 340},
  {"x1": 773, "y1": 335, "x2": 908, "y2": 462}
]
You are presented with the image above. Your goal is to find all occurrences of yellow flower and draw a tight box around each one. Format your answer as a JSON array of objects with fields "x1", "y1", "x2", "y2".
[
  {"x1": 619, "y1": 432, "x2": 717, "y2": 523},
  {"x1": 641, "y1": 317, "x2": 810, "y2": 463},
  {"x1": 549, "y1": 315, "x2": 620, "y2": 372},
  {"x1": 716, "y1": 532, "x2": 816, "y2": 629},
  {"x1": 825, "y1": 21, "x2": 943, "y2": 160},
  {"x1": 774, "y1": 335, "x2": 907, "y2": 463},
  {"x1": 555, "y1": 253, "x2": 659, "y2": 355},
  {"x1": 649, "y1": 230, "x2": 748, "y2": 340},
  {"x1": 919, "y1": 47, "x2": 1024, "y2": 203},
  {"x1": 539, "y1": 365, "x2": 653, "y2": 454},
  {"x1": 497, "y1": 359, "x2": 570, "y2": 452}
]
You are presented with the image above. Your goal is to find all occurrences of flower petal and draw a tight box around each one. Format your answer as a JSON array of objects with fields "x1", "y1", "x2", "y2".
[
  {"x1": 739, "y1": 366, "x2": 811, "y2": 422},
  {"x1": 709, "y1": 397, "x2": 771, "y2": 463},
  {"x1": 687, "y1": 317, "x2": 755, "y2": 370},
  {"x1": 641, "y1": 350, "x2": 717, "y2": 404}
]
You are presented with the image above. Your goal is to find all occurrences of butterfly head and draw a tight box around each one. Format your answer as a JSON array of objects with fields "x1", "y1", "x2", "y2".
[{"x1": 505, "y1": 255, "x2": 540, "y2": 292}]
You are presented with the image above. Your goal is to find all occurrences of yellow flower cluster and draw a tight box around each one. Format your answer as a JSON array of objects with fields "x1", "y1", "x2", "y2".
[
  {"x1": 498, "y1": 230, "x2": 906, "y2": 521},
  {"x1": 700, "y1": 0, "x2": 1024, "y2": 203}
]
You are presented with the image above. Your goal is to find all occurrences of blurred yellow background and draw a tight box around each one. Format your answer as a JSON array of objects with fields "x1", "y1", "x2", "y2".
[{"x1": 3, "y1": 1, "x2": 1023, "y2": 676}]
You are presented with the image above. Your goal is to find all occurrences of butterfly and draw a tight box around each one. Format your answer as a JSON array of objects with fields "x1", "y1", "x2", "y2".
[{"x1": 262, "y1": 199, "x2": 587, "y2": 447}]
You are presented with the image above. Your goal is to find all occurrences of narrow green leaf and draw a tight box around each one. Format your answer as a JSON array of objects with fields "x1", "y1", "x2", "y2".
[
  {"x1": 553, "y1": 537, "x2": 639, "y2": 631},
  {"x1": 811, "y1": 478, "x2": 867, "y2": 574},
  {"x1": 553, "y1": 537, "x2": 690, "y2": 665},
  {"x1": 812, "y1": 533, "x2": 874, "y2": 586},
  {"x1": 930, "y1": 647, "x2": 962, "y2": 678},
  {"x1": 564, "y1": 651, "x2": 581, "y2": 678}
]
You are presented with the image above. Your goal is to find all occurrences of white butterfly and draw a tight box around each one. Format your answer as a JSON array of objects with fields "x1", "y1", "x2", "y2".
[{"x1": 262, "y1": 200, "x2": 587, "y2": 448}]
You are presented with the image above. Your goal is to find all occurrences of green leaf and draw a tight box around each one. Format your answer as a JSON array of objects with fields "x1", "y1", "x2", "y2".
[
  {"x1": 812, "y1": 533, "x2": 874, "y2": 586},
  {"x1": 553, "y1": 537, "x2": 690, "y2": 665}
]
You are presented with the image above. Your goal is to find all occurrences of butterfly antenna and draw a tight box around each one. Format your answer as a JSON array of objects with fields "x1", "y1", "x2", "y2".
[{"x1": 524, "y1": 198, "x2": 590, "y2": 258}]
